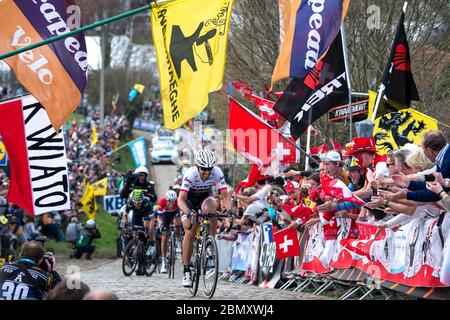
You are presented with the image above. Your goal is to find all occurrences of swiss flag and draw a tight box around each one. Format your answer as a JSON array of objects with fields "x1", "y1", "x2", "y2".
[
  {"x1": 235, "y1": 162, "x2": 271, "y2": 193},
  {"x1": 320, "y1": 173, "x2": 366, "y2": 205},
  {"x1": 247, "y1": 94, "x2": 281, "y2": 121},
  {"x1": 274, "y1": 228, "x2": 300, "y2": 259},
  {"x1": 279, "y1": 137, "x2": 299, "y2": 164},
  {"x1": 230, "y1": 81, "x2": 254, "y2": 98},
  {"x1": 310, "y1": 143, "x2": 329, "y2": 157},
  {"x1": 229, "y1": 97, "x2": 286, "y2": 165},
  {"x1": 281, "y1": 204, "x2": 313, "y2": 224},
  {"x1": 331, "y1": 140, "x2": 344, "y2": 153}
]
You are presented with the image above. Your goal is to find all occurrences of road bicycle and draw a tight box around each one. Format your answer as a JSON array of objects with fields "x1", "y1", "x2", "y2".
[
  {"x1": 166, "y1": 224, "x2": 181, "y2": 279},
  {"x1": 188, "y1": 211, "x2": 235, "y2": 299},
  {"x1": 122, "y1": 226, "x2": 160, "y2": 277}
]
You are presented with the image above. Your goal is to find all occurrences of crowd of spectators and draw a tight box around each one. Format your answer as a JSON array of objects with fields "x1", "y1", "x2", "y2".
[
  {"x1": 192, "y1": 131, "x2": 450, "y2": 258},
  {"x1": 0, "y1": 106, "x2": 131, "y2": 253}
]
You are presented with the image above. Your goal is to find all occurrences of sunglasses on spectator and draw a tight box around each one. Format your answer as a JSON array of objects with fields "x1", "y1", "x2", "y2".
[
  {"x1": 386, "y1": 163, "x2": 396, "y2": 167},
  {"x1": 198, "y1": 166, "x2": 213, "y2": 172}
]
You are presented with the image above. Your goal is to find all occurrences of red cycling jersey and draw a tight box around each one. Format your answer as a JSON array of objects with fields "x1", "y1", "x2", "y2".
[{"x1": 157, "y1": 197, "x2": 179, "y2": 214}]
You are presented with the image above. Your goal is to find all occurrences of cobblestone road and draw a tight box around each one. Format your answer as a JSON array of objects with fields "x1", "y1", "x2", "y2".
[{"x1": 76, "y1": 258, "x2": 328, "y2": 300}]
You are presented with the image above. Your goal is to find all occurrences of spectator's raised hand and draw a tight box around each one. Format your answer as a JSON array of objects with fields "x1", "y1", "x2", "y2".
[
  {"x1": 378, "y1": 189, "x2": 395, "y2": 201},
  {"x1": 433, "y1": 172, "x2": 445, "y2": 187},
  {"x1": 366, "y1": 196, "x2": 384, "y2": 208},
  {"x1": 426, "y1": 181, "x2": 443, "y2": 195},
  {"x1": 391, "y1": 173, "x2": 409, "y2": 188},
  {"x1": 318, "y1": 201, "x2": 336, "y2": 212}
]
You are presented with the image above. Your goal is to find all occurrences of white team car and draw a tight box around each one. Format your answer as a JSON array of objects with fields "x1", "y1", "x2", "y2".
[{"x1": 150, "y1": 141, "x2": 177, "y2": 164}]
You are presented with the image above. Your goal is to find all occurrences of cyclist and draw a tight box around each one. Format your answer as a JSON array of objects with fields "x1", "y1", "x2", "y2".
[
  {"x1": 177, "y1": 149, "x2": 232, "y2": 287},
  {"x1": 157, "y1": 190, "x2": 181, "y2": 273},
  {"x1": 121, "y1": 190, "x2": 155, "y2": 274},
  {"x1": 120, "y1": 166, "x2": 157, "y2": 203}
]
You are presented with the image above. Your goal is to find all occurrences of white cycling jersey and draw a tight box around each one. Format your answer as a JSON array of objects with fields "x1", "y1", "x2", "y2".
[{"x1": 180, "y1": 166, "x2": 227, "y2": 195}]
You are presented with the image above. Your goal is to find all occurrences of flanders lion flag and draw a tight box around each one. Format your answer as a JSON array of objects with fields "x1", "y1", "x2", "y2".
[
  {"x1": 92, "y1": 177, "x2": 108, "y2": 196},
  {"x1": 81, "y1": 184, "x2": 97, "y2": 220},
  {"x1": 151, "y1": 0, "x2": 235, "y2": 129},
  {"x1": 368, "y1": 91, "x2": 438, "y2": 155}
]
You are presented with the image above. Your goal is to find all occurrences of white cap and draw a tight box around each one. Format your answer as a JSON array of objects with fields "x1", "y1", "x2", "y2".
[{"x1": 323, "y1": 151, "x2": 342, "y2": 162}]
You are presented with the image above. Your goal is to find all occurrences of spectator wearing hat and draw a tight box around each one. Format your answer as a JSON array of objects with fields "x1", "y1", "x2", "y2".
[
  {"x1": 284, "y1": 181, "x2": 300, "y2": 205},
  {"x1": 71, "y1": 219, "x2": 101, "y2": 260},
  {"x1": 345, "y1": 158, "x2": 365, "y2": 192},
  {"x1": 346, "y1": 137, "x2": 378, "y2": 173},
  {"x1": 322, "y1": 150, "x2": 349, "y2": 184}
]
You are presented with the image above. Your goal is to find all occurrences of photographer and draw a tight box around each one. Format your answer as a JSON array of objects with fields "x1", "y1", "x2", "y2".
[
  {"x1": 0, "y1": 241, "x2": 61, "y2": 300},
  {"x1": 120, "y1": 166, "x2": 157, "y2": 203}
]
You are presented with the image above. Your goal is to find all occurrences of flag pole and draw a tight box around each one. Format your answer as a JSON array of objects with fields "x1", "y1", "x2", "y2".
[
  {"x1": 104, "y1": 136, "x2": 144, "y2": 157},
  {"x1": 0, "y1": 2, "x2": 155, "y2": 61},
  {"x1": 232, "y1": 97, "x2": 320, "y2": 166},
  {"x1": 370, "y1": 2, "x2": 408, "y2": 122},
  {"x1": 305, "y1": 126, "x2": 312, "y2": 170},
  {"x1": 340, "y1": 25, "x2": 353, "y2": 140}
]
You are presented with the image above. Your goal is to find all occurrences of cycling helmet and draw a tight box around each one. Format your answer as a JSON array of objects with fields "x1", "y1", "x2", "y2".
[
  {"x1": 134, "y1": 166, "x2": 149, "y2": 176},
  {"x1": 195, "y1": 149, "x2": 216, "y2": 168},
  {"x1": 166, "y1": 190, "x2": 177, "y2": 201},
  {"x1": 86, "y1": 219, "x2": 96, "y2": 229},
  {"x1": 132, "y1": 189, "x2": 144, "y2": 203}
]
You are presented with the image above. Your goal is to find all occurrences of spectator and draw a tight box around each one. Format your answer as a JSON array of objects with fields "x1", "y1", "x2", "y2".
[
  {"x1": 83, "y1": 289, "x2": 118, "y2": 300},
  {"x1": 23, "y1": 214, "x2": 40, "y2": 241},
  {"x1": 71, "y1": 219, "x2": 101, "y2": 260},
  {"x1": 65, "y1": 217, "x2": 82, "y2": 244},
  {"x1": 45, "y1": 278, "x2": 90, "y2": 300}
]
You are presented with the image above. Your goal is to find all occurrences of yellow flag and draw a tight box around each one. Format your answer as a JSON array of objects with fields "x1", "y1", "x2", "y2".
[
  {"x1": 134, "y1": 83, "x2": 145, "y2": 94},
  {"x1": 151, "y1": 0, "x2": 235, "y2": 129},
  {"x1": 81, "y1": 184, "x2": 97, "y2": 220},
  {"x1": 92, "y1": 177, "x2": 108, "y2": 196},
  {"x1": 90, "y1": 123, "x2": 98, "y2": 146},
  {"x1": 372, "y1": 108, "x2": 439, "y2": 155}
]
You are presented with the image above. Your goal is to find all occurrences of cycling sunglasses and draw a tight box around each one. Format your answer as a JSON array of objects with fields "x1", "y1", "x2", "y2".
[{"x1": 198, "y1": 166, "x2": 213, "y2": 172}]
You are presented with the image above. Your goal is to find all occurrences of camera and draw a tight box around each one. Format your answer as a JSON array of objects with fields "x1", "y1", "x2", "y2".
[
  {"x1": 39, "y1": 252, "x2": 54, "y2": 272},
  {"x1": 424, "y1": 175, "x2": 435, "y2": 182},
  {"x1": 372, "y1": 187, "x2": 378, "y2": 196}
]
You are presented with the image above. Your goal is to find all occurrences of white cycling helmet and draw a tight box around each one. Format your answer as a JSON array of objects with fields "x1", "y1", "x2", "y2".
[
  {"x1": 166, "y1": 190, "x2": 177, "y2": 201},
  {"x1": 134, "y1": 166, "x2": 149, "y2": 176},
  {"x1": 195, "y1": 149, "x2": 216, "y2": 168},
  {"x1": 86, "y1": 219, "x2": 96, "y2": 229}
]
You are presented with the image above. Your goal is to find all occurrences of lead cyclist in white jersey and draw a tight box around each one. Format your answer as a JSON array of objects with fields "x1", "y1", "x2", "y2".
[{"x1": 177, "y1": 149, "x2": 232, "y2": 287}]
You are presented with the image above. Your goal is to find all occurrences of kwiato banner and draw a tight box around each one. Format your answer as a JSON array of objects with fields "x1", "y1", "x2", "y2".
[
  {"x1": 103, "y1": 195, "x2": 127, "y2": 215},
  {"x1": 129, "y1": 137, "x2": 147, "y2": 168},
  {"x1": 0, "y1": 95, "x2": 70, "y2": 215}
]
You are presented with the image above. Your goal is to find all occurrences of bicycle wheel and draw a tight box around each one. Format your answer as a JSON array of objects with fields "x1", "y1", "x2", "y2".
[
  {"x1": 167, "y1": 237, "x2": 175, "y2": 279},
  {"x1": 144, "y1": 240, "x2": 161, "y2": 276},
  {"x1": 189, "y1": 239, "x2": 201, "y2": 297},
  {"x1": 201, "y1": 235, "x2": 219, "y2": 299},
  {"x1": 122, "y1": 239, "x2": 138, "y2": 276}
]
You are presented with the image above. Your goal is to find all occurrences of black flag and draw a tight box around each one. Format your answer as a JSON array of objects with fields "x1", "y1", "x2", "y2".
[
  {"x1": 274, "y1": 32, "x2": 349, "y2": 139},
  {"x1": 380, "y1": 11, "x2": 419, "y2": 110}
]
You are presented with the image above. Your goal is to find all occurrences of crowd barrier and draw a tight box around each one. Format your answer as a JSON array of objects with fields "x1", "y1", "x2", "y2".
[{"x1": 216, "y1": 215, "x2": 450, "y2": 300}]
